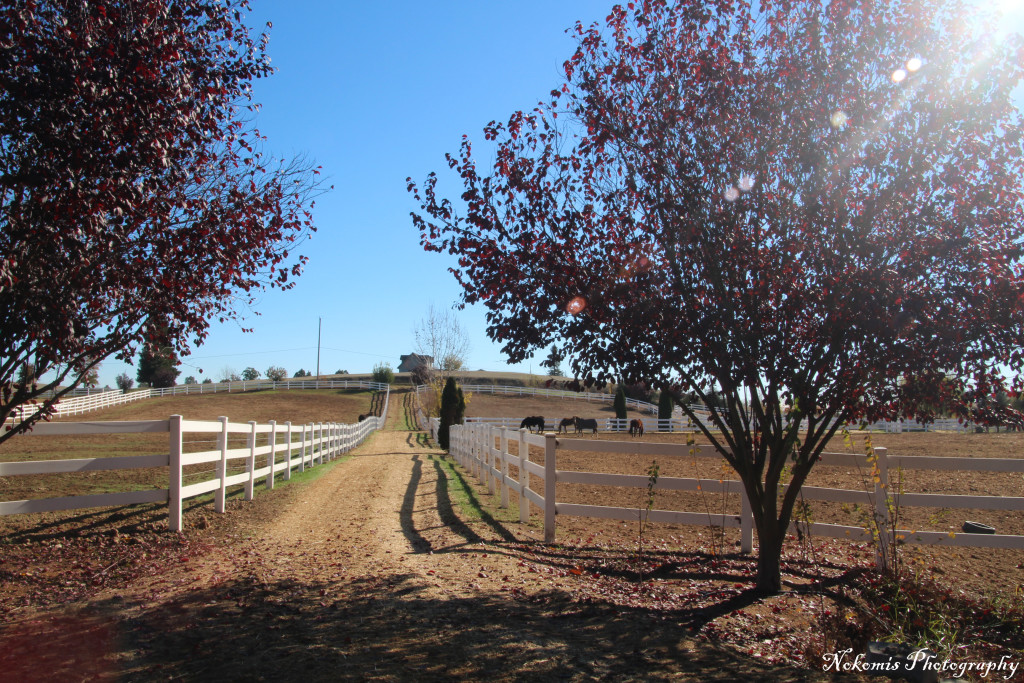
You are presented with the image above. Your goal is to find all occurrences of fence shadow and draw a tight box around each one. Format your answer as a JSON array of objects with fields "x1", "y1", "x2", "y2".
[{"x1": 0, "y1": 492, "x2": 232, "y2": 544}]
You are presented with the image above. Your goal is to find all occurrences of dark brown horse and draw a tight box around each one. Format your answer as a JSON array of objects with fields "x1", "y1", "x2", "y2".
[
  {"x1": 629, "y1": 418, "x2": 644, "y2": 437},
  {"x1": 574, "y1": 417, "x2": 598, "y2": 434},
  {"x1": 558, "y1": 417, "x2": 576, "y2": 434}
]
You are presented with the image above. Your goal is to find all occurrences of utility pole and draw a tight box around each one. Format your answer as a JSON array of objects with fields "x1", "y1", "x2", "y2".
[{"x1": 316, "y1": 317, "x2": 321, "y2": 379}]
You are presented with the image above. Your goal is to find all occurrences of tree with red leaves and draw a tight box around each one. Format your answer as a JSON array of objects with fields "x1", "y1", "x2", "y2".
[
  {"x1": 0, "y1": 0, "x2": 326, "y2": 440},
  {"x1": 410, "y1": 0, "x2": 1024, "y2": 593}
]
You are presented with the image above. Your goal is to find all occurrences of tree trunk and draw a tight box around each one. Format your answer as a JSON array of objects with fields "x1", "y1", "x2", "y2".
[{"x1": 754, "y1": 519, "x2": 785, "y2": 594}]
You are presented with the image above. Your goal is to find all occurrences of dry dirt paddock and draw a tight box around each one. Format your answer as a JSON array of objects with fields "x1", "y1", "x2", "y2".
[{"x1": 464, "y1": 391, "x2": 1024, "y2": 602}]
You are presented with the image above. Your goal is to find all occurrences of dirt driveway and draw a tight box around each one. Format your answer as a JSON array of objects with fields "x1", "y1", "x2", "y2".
[{"x1": 0, "y1": 393, "x2": 864, "y2": 682}]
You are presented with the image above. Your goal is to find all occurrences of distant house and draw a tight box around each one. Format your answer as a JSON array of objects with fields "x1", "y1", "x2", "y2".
[{"x1": 398, "y1": 354, "x2": 434, "y2": 373}]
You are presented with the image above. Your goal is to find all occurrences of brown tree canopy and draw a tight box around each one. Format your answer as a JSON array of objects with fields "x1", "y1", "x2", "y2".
[
  {"x1": 0, "y1": 0, "x2": 327, "y2": 438},
  {"x1": 411, "y1": 0, "x2": 1024, "y2": 592}
]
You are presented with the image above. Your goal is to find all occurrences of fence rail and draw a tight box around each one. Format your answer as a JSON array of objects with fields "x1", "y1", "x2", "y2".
[
  {"x1": 444, "y1": 422, "x2": 1024, "y2": 565},
  {"x1": 0, "y1": 388, "x2": 389, "y2": 529}
]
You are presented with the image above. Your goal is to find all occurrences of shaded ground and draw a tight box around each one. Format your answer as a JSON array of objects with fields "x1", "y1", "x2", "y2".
[{"x1": 0, "y1": 390, "x2": 1018, "y2": 680}]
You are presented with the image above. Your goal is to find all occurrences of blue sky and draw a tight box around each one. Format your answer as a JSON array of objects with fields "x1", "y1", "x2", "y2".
[
  {"x1": 94, "y1": 0, "x2": 1024, "y2": 388},
  {"x1": 95, "y1": 0, "x2": 615, "y2": 387}
]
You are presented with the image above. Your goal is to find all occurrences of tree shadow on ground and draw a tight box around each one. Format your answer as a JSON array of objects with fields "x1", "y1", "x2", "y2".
[{"x1": 0, "y1": 571, "x2": 852, "y2": 682}]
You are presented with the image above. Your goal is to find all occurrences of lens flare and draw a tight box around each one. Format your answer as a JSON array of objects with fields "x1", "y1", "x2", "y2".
[
  {"x1": 906, "y1": 57, "x2": 922, "y2": 72},
  {"x1": 738, "y1": 175, "x2": 755, "y2": 192},
  {"x1": 830, "y1": 110, "x2": 849, "y2": 128},
  {"x1": 566, "y1": 296, "x2": 587, "y2": 314},
  {"x1": 724, "y1": 186, "x2": 740, "y2": 202},
  {"x1": 892, "y1": 68, "x2": 908, "y2": 83}
]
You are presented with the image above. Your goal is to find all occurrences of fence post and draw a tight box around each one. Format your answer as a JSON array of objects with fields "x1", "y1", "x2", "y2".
[
  {"x1": 299, "y1": 424, "x2": 307, "y2": 473},
  {"x1": 268, "y1": 420, "x2": 277, "y2": 490},
  {"x1": 168, "y1": 415, "x2": 183, "y2": 531},
  {"x1": 245, "y1": 421, "x2": 256, "y2": 501},
  {"x1": 544, "y1": 432, "x2": 557, "y2": 543},
  {"x1": 319, "y1": 422, "x2": 326, "y2": 464},
  {"x1": 871, "y1": 446, "x2": 892, "y2": 572},
  {"x1": 740, "y1": 485, "x2": 753, "y2": 553},
  {"x1": 325, "y1": 422, "x2": 332, "y2": 460},
  {"x1": 518, "y1": 429, "x2": 530, "y2": 523},
  {"x1": 216, "y1": 416, "x2": 229, "y2": 514},
  {"x1": 499, "y1": 428, "x2": 509, "y2": 508},
  {"x1": 284, "y1": 422, "x2": 293, "y2": 480},
  {"x1": 477, "y1": 424, "x2": 486, "y2": 485},
  {"x1": 478, "y1": 424, "x2": 486, "y2": 483},
  {"x1": 486, "y1": 426, "x2": 497, "y2": 496}
]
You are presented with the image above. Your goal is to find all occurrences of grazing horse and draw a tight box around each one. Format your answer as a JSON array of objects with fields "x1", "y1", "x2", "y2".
[
  {"x1": 558, "y1": 417, "x2": 576, "y2": 434},
  {"x1": 629, "y1": 418, "x2": 644, "y2": 437},
  {"x1": 574, "y1": 417, "x2": 598, "y2": 434},
  {"x1": 520, "y1": 416, "x2": 546, "y2": 433}
]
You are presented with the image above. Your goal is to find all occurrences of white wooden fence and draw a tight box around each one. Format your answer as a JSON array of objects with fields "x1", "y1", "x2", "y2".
[
  {"x1": 443, "y1": 422, "x2": 1024, "y2": 561},
  {"x1": 465, "y1": 416, "x2": 695, "y2": 432},
  {"x1": 0, "y1": 389, "x2": 389, "y2": 530},
  {"x1": 858, "y1": 417, "x2": 975, "y2": 433},
  {"x1": 413, "y1": 383, "x2": 703, "y2": 417},
  {"x1": 414, "y1": 383, "x2": 980, "y2": 434},
  {"x1": 6, "y1": 379, "x2": 390, "y2": 421}
]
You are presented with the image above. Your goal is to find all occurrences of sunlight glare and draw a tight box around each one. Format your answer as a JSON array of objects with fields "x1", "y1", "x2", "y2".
[
  {"x1": 566, "y1": 296, "x2": 587, "y2": 315},
  {"x1": 724, "y1": 186, "x2": 740, "y2": 202},
  {"x1": 892, "y1": 68, "x2": 908, "y2": 83}
]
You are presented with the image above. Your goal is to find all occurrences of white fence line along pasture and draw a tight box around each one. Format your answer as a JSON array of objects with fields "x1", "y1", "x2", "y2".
[
  {"x1": 465, "y1": 416, "x2": 695, "y2": 433},
  {"x1": 444, "y1": 422, "x2": 1024, "y2": 566},
  {"x1": 414, "y1": 383, "x2": 703, "y2": 418},
  {"x1": 413, "y1": 384, "x2": 978, "y2": 434},
  {"x1": 0, "y1": 387, "x2": 389, "y2": 530},
  {"x1": 7, "y1": 379, "x2": 391, "y2": 422}
]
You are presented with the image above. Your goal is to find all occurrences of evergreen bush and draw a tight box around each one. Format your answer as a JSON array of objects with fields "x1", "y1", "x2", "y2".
[
  {"x1": 613, "y1": 386, "x2": 628, "y2": 426},
  {"x1": 438, "y1": 377, "x2": 459, "y2": 450}
]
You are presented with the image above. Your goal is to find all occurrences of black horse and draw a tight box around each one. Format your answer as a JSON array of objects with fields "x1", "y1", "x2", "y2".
[
  {"x1": 574, "y1": 417, "x2": 598, "y2": 434},
  {"x1": 520, "y1": 416, "x2": 546, "y2": 433}
]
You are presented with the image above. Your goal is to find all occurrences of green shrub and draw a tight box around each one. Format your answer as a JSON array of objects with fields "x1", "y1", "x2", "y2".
[{"x1": 372, "y1": 362, "x2": 395, "y2": 385}]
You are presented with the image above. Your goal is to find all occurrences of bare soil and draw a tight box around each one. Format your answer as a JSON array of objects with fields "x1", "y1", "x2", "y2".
[{"x1": 0, "y1": 389, "x2": 1021, "y2": 681}]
